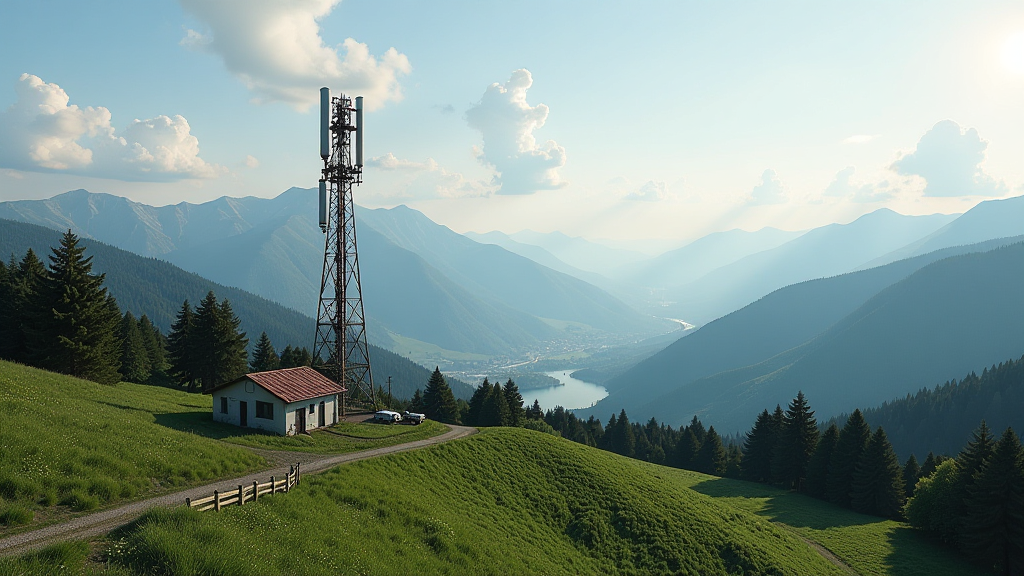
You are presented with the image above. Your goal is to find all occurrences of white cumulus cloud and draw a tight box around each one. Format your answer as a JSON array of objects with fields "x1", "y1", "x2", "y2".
[
  {"x1": 365, "y1": 153, "x2": 491, "y2": 199},
  {"x1": 466, "y1": 69, "x2": 567, "y2": 195},
  {"x1": 824, "y1": 166, "x2": 894, "y2": 203},
  {"x1": 842, "y1": 134, "x2": 879, "y2": 144},
  {"x1": 0, "y1": 74, "x2": 223, "y2": 181},
  {"x1": 892, "y1": 120, "x2": 1005, "y2": 197},
  {"x1": 178, "y1": 0, "x2": 410, "y2": 111},
  {"x1": 625, "y1": 180, "x2": 669, "y2": 202},
  {"x1": 748, "y1": 169, "x2": 787, "y2": 205}
]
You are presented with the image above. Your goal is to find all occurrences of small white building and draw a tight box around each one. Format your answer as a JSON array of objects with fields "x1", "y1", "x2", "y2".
[{"x1": 208, "y1": 367, "x2": 345, "y2": 436}]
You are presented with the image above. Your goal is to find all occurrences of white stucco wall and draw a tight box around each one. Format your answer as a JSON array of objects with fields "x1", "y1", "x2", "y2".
[{"x1": 212, "y1": 378, "x2": 338, "y2": 436}]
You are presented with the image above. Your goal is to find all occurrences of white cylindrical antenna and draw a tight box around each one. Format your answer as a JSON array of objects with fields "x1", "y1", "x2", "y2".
[
  {"x1": 355, "y1": 96, "x2": 363, "y2": 168},
  {"x1": 320, "y1": 87, "x2": 330, "y2": 159},
  {"x1": 318, "y1": 180, "x2": 328, "y2": 232}
]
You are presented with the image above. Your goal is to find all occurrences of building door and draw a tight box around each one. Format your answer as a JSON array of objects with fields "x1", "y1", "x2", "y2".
[
  {"x1": 318, "y1": 402, "x2": 326, "y2": 427},
  {"x1": 296, "y1": 408, "x2": 306, "y2": 435},
  {"x1": 239, "y1": 401, "x2": 248, "y2": 427}
]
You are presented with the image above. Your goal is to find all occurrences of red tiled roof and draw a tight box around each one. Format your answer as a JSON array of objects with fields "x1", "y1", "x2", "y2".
[{"x1": 212, "y1": 367, "x2": 345, "y2": 403}]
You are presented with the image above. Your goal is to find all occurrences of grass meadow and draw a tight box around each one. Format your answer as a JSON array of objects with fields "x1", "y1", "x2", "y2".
[
  {"x1": 0, "y1": 360, "x2": 446, "y2": 533},
  {"x1": 668, "y1": 469, "x2": 988, "y2": 576},
  {"x1": 91, "y1": 428, "x2": 840, "y2": 575}
]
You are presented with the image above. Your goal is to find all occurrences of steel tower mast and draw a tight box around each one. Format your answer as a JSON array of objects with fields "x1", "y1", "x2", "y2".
[{"x1": 314, "y1": 88, "x2": 374, "y2": 415}]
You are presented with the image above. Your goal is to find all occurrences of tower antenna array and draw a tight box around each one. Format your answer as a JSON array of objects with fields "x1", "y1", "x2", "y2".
[{"x1": 314, "y1": 87, "x2": 374, "y2": 414}]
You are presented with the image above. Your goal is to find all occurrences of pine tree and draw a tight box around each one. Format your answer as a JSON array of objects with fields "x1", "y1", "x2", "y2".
[
  {"x1": 742, "y1": 409, "x2": 780, "y2": 483},
  {"x1": 689, "y1": 415, "x2": 707, "y2": 445},
  {"x1": 192, "y1": 292, "x2": 248, "y2": 391},
  {"x1": 850, "y1": 427, "x2": 905, "y2": 518},
  {"x1": 773, "y1": 391, "x2": 819, "y2": 490},
  {"x1": 409, "y1": 389, "x2": 424, "y2": 412},
  {"x1": 805, "y1": 423, "x2": 840, "y2": 498},
  {"x1": 422, "y1": 367, "x2": 460, "y2": 424},
  {"x1": 827, "y1": 409, "x2": 872, "y2": 507},
  {"x1": 167, "y1": 300, "x2": 198, "y2": 391},
  {"x1": 724, "y1": 444, "x2": 743, "y2": 479},
  {"x1": 466, "y1": 378, "x2": 491, "y2": 426},
  {"x1": 696, "y1": 426, "x2": 727, "y2": 476},
  {"x1": 249, "y1": 332, "x2": 281, "y2": 373},
  {"x1": 118, "y1": 311, "x2": 150, "y2": 384},
  {"x1": 962, "y1": 427, "x2": 1024, "y2": 575},
  {"x1": 279, "y1": 345, "x2": 296, "y2": 368},
  {"x1": 613, "y1": 409, "x2": 636, "y2": 458},
  {"x1": 674, "y1": 428, "x2": 701, "y2": 470},
  {"x1": 0, "y1": 250, "x2": 46, "y2": 363},
  {"x1": 481, "y1": 380, "x2": 510, "y2": 426},
  {"x1": 920, "y1": 452, "x2": 939, "y2": 479},
  {"x1": 954, "y1": 421, "x2": 997, "y2": 540},
  {"x1": 137, "y1": 314, "x2": 167, "y2": 379},
  {"x1": 26, "y1": 231, "x2": 122, "y2": 384},
  {"x1": 502, "y1": 379, "x2": 525, "y2": 426},
  {"x1": 902, "y1": 455, "x2": 921, "y2": 499},
  {"x1": 526, "y1": 399, "x2": 543, "y2": 420}
]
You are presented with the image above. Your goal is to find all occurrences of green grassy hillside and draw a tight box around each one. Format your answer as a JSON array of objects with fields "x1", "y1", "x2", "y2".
[
  {"x1": 93, "y1": 429, "x2": 841, "y2": 575},
  {"x1": 0, "y1": 361, "x2": 448, "y2": 532}
]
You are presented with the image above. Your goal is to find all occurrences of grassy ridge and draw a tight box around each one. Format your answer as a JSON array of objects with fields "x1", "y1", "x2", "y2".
[
  {"x1": 672, "y1": 472, "x2": 988, "y2": 576},
  {"x1": 0, "y1": 361, "x2": 264, "y2": 526},
  {"x1": 103, "y1": 428, "x2": 840, "y2": 576}
]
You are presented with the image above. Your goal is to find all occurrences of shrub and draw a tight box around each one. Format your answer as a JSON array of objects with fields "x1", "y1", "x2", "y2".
[{"x1": 0, "y1": 505, "x2": 34, "y2": 526}]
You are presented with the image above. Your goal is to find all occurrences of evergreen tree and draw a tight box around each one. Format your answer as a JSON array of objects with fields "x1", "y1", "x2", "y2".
[
  {"x1": 422, "y1": 367, "x2": 460, "y2": 424},
  {"x1": 481, "y1": 380, "x2": 510, "y2": 426},
  {"x1": 167, "y1": 300, "x2": 198, "y2": 391},
  {"x1": 962, "y1": 427, "x2": 1024, "y2": 575},
  {"x1": 466, "y1": 378, "x2": 492, "y2": 426},
  {"x1": 0, "y1": 250, "x2": 46, "y2": 363},
  {"x1": 502, "y1": 379, "x2": 525, "y2": 426},
  {"x1": 689, "y1": 415, "x2": 707, "y2": 445},
  {"x1": 920, "y1": 452, "x2": 939, "y2": 479},
  {"x1": 526, "y1": 399, "x2": 543, "y2": 420},
  {"x1": 137, "y1": 314, "x2": 167, "y2": 379},
  {"x1": 827, "y1": 409, "x2": 872, "y2": 507},
  {"x1": 850, "y1": 427, "x2": 905, "y2": 518},
  {"x1": 742, "y1": 409, "x2": 780, "y2": 483},
  {"x1": 773, "y1": 391, "x2": 819, "y2": 490},
  {"x1": 26, "y1": 231, "x2": 122, "y2": 384},
  {"x1": 118, "y1": 311, "x2": 150, "y2": 384},
  {"x1": 249, "y1": 331, "x2": 281, "y2": 373},
  {"x1": 279, "y1": 345, "x2": 296, "y2": 368},
  {"x1": 291, "y1": 346, "x2": 313, "y2": 367},
  {"x1": 673, "y1": 428, "x2": 701, "y2": 470},
  {"x1": 805, "y1": 423, "x2": 840, "y2": 498},
  {"x1": 615, "y1": 409, "x2": 636, "y2": 458},
  {"x1": 902, "y1": 455, "x2": 921, "y2": 499},
  {"x1": 724, "y1": 444, "x2": 743, "y2": 479},
  {"x1": 192, "y1": 292, "x2": 248, "y2": 391},
  {"x1": 954, "y1": 421, "x2": 997, "y2": 539},
  {"x1": 696, "y1": 426, "x2": 727, "y2": 475},
  {"x1": 408, "y1": 389, "x2": 424, "y2": 412}
]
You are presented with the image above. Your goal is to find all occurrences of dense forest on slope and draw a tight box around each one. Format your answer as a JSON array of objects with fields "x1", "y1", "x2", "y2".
[
  {"x1": 826, "y1": 355, "x2": 1024, "y2": 460},
  {"x1": 0, "y1": 219, "x2": 473, "y2": 399}
]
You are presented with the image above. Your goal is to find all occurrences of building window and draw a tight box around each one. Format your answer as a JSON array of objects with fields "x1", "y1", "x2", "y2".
[
  {"x1": 256, "y1": 401, "x2": 274, "y2": 420},
  {"x1": 309, "y1": 404, "x2": 315, "y2": 415},
  {"x1": 220, "y1": 397, "x2": 228, "y2": 414}
]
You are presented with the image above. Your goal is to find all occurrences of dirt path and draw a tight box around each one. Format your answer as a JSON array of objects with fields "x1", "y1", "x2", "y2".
[
  {"x1": 772, "y1": 521, "x2": 859, "y2": 575},
  {"x1": 0, "y1": 424, "x2": 476, "y2": 557}
]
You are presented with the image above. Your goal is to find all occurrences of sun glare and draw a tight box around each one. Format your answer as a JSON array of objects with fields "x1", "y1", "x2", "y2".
[{"x1": 1001, "y1": 31, "x2": 1024, "y2": 74}]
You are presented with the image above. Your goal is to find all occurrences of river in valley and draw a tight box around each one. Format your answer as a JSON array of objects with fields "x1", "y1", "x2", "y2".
[{"x1": 521, "y1": 370, "x2": 608, "y2": 411}]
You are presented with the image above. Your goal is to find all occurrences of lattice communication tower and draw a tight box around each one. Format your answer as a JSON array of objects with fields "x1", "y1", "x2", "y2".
[{"x1": 313, "y1": 87, "x2": 375, "y2": 414}]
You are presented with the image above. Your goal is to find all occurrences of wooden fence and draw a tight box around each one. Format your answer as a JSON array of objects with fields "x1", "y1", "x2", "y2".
[{"x1": 185, "y1": 463, "x2": 301, "y2": 512}]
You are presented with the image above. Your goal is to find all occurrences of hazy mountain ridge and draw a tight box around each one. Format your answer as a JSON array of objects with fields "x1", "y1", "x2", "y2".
[{"x1": 0, "y1": 218, "x2": 475, "y2": 400}]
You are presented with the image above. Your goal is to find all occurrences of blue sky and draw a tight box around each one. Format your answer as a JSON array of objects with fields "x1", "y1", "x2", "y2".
[{"x1": 1, "y1": 1, "x2": 1023, "y2": 245}]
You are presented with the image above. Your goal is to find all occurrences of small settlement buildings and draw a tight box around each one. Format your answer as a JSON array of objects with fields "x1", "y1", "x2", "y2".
[{"x1": 209, "y1": 367, "x2": 344, "y2": 436}]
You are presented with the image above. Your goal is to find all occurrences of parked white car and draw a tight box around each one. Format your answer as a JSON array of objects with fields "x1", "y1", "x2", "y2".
[
  {"x1": 373, "y1": 410, "x2": 403, "y2": 424},
  {"x1": 402, "y1": 411, "x2": 426, "y2": 425}
]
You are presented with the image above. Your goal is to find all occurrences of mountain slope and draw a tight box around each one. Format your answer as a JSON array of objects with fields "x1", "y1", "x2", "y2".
[
  {"x1": 0, "y1": 218, "x2": 474, "y2": 399},
  {"x1": 359, "y1": 205, "x2": 663, "y2": 334},
  {"x1": 584, "y1": 234, "x2": 1024, "y2": 425},
  {"x1": 662, "y1": 209, "x2": 957, "y2": 324},
  {"x1": 860, "y1": 193, "x2": 1024, "y2": 269},
  {"x1": 617, "y1": 227, "x2": 804, "y2": 289},
  {"x1": 637, "y1": 241, "x2": 1024, "y2": 432}
]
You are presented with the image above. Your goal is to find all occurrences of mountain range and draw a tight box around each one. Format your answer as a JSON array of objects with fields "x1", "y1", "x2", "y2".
[{"x1": 0, "y1": 218, "x2": 475, "y2": 400}]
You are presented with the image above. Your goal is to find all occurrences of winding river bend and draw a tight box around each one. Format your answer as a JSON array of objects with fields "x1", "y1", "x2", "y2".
[{"x1": 522, "y1": 370, "x2": 608, "y2": 411}]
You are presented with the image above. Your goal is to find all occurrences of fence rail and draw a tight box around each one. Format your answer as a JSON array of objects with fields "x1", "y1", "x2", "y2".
[{"x1": 185, "y1": 463, "x2": 301, "y2": 512}]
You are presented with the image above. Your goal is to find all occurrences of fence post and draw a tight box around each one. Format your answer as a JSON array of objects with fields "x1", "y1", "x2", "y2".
[
  {"x1": 286, "y1": 466, "x2": 293, "y2": 492},
  {"x1": 238, "y1": 484, "x2": 244, "y2": 506},
  {"x1": 270, "y1": 476, "x2": 275, "y2": 494},
  {"x1": 253, "y1": 481, "x2": 259, "y2": 502},
  {"x1": 185, "y1": 497, "x2": 191, "y2": 508},
  {"x1": 214, "y1": 490, "x2": 220, "y2": 512},
  {"x1": 296, "y1": 462, "x2": 301, "y2": 485}
]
